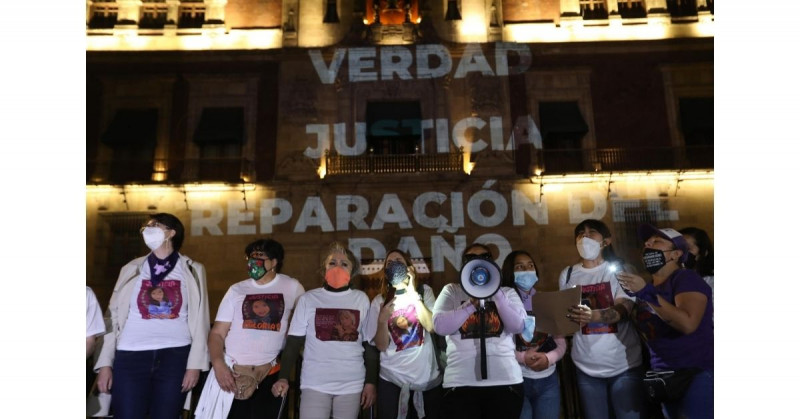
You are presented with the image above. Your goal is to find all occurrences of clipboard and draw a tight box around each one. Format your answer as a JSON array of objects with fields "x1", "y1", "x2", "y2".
[{"x1": 531, "y1": 286, "x2": 582, "y2": 336}]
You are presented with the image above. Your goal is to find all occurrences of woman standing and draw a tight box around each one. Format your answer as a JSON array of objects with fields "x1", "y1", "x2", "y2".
[
  {"x1": 271, "y1": 242, "x2": 377, "y2": 418},
  {"x1": 559, "y1": 219, "x2": 643, "y2": 419},
  {"x1": 95, "y1": 213, "x2": 210, "y2": 419},
  {"x1": 364, "y1": 249, "x2": 442, "y2": 419},
  {"x1": 433, "y1": 243, "x2": 527, "y2": 419},
  {"x1": 501, "y1": 250, "x2": 566, "y2": 419},
  {"x1": 617, "y1": 225, "x2": 713, "y2": 419},
  {"x1": 679, "y1": 227, "x2": 714, "y2": 302}
]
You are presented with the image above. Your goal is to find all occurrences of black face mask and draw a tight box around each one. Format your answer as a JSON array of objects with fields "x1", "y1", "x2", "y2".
[
  {"x1": 642, "y1": 248, "x2": 668, "y2": 274},
  {"x1": 684, "y1": 253, "x2": 697, "y2": 269}
]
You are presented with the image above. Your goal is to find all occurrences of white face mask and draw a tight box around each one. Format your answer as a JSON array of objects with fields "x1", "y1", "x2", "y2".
[
  {"x1": 142, "y1": 227, "x2": 167, "y2": 251},
  {"x1": 576, "y1": 237, "x2": 603, "y2": 260}
]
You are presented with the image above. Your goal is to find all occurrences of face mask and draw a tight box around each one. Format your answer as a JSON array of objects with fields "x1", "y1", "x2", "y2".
[
  {"x1": 325, "y1": 266, "x2": 351, "y2": 289},
  {"x1": 514, "y1": 271, "x2": 539, "y2": 291},
  {"x1": 576, "y1": 237, "x2": 602, "y2": 260},
  {"x1": 642, "y1": 248, "x2": 668, "y2": 274},
  {"x1": 142, "y1": 227, "x2": 167, "y2": 251},
  {"x1": 684, "y1": 253, "x2": 697, "y2": 269},
  {"x1": 385, "y1": 260, "x2": 408, "y2": 287},
  {"x1": 248, "y1": 258, "x2": 267, "y2": 280}
]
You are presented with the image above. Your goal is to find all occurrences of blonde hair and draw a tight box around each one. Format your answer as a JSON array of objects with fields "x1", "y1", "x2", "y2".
[{"x1": 322, "y1": 242, "x2": 361, "y2": 280}]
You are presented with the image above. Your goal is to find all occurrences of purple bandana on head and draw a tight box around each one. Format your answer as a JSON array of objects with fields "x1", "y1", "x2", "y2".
[{"x1": 147, "y1": 251, "x2": 179, "y2": 287}]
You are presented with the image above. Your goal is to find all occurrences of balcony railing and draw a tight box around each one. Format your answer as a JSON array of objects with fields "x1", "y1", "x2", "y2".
[
  {"x1": 325, "y1": 151, "x2": 464, "y2": 176},
  {"x1": 537, "y1": 145, "x2": 713, "y2": 174}
]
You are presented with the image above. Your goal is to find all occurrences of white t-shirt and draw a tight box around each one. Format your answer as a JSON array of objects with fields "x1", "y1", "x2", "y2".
[
  {"x1": 364, "y1": 285, "x2": 441, "y2": 389},
  {"x1": 558, "y1": 261, "x2": 642, "y2": 377},
  {"x1": 87, "y1": 287, "x2": 106, "y2": 338},
  {"x1": 118, "y1": 260, "x2": 192, "y2": 351},
  {"x1": 433, "y1": 283, "x2": 524, "y2": 388},
  {"x1": 215, "y1": 274, "x2": 305, "y2": 365},
  {"x1": 288, "y1": 287, "x2": 371, "y2": 395}
]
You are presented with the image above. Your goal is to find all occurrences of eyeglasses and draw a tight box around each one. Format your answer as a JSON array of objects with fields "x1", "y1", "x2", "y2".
[{"x1": 140, "y1": 221, "x2": 170, "y2": 233}]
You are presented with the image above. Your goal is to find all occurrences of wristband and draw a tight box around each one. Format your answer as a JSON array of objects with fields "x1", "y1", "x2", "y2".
[{"x1": 634, "y1": 283, "x2": 661, "y2": 307}]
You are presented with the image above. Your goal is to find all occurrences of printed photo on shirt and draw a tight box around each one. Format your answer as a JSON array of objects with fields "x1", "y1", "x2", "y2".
[
  {"x1": 315, "y1": 308, "x2": 360, "y2": 342},
  {"x1": 242, "y1": 294, "x2": 285, "y2": 331},
  {"x1": 580, "y1": 282, "x2": 617, "y2": 334},
  {"x1": 515, "y1": 330, "x2": 556, "y2": 353},
  {"x1": 459, "y1": 301, "x2": 503, "y2": 339},
  {"x1": 137, "y1": 280, "x2": 182, "y2": 319},
  {"x1": 389, "y1": 305, "x2": 423, "y2": 351}
]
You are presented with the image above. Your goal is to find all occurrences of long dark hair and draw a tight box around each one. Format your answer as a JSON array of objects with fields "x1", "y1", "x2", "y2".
[
  {"x1": 679, "y1": 227, "x2": 714, "y2": 277},
  {"x1": 501, "y1": 250, "x2": 540, "y2": 298},
  {"x1": 574, "y1": 219, "x2": 623, "y2": 264}
]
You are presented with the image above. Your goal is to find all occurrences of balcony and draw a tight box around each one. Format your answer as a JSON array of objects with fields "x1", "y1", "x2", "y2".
[
  {"x1": 536, "y1": 145, "x2": 713, "y2": 174},
  {"x1": 325, "y1": 150, "x2": 464, "y2": 176}
]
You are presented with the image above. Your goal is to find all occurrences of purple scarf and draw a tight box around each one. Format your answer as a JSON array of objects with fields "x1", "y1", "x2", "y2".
[{"x1": 147, "y1": 251, "x2": 179, "y2": 287}]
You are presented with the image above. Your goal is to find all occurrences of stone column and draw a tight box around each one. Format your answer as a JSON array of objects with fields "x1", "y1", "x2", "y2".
[
  {"x1": 560, "y1": 0, "x2": 582, "y2": 28},
  {"x1": 114, "y1": 0, "x2": 141, "y2": 35},
  {"x1": 115, "y1": 0, "x2": 142, "y2": 26},
  {"x1": 646, "y1": 0, "x2": 670, "y2": 24},
  {"x1": 607, "y1": 0, "x2": 622, "y2": 25},
  {"x1": 204, "y1": 0, "x2": 228, "y2": 30},
  {"x1": 87, "y1": 0, "x2": 93, "y2": 27},
  {"x1": 164, "y1": 0, "x2": 179, "y2": 34},
  {"x1": 697, "y1": 0, "x2": 713, "y2": 23}
]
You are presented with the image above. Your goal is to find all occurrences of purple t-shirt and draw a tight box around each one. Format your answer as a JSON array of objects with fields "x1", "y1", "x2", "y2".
[{"x1": 632, "y1": 269, "x2": 713, "y2": 371}]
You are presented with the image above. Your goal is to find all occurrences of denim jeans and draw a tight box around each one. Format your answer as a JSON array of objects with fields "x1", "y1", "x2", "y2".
[
  {"x1": 111, "y1": 345, "x2": 190, "y2": 419},
  {"x1": 575, "y1": 366, "x2": 644, "y2": 419},
  {"x1": 519, "y1": 373, "x2": 561, "y2": 419},
  {"x1": 662, "y1": 370, "x2": 713, "y2": 419}
]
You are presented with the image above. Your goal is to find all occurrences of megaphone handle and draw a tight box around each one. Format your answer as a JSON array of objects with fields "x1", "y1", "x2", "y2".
[{"x1": 479, "y1": 307, "x2": 487, "y2": 380}]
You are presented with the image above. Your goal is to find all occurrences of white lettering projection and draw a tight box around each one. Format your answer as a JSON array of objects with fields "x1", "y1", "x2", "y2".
[
  {"x1": 191, "y1": 202, "x2": 224, "y2": 236},
  {"x1": 227, "y1": 200, "x2": 256, "y2": 235},
  {"x1": 336, "y1": 195, "x2": 370, "y2": 231},
  {"x1": 293, "y1": 197, "x2": 335, "y2": 232},
  {"x1": 260, "y1": 198, "x2": 292, "y2": 234},
  {"x1": 308, "y1": 49, "x2": 347, "y2": 85},
  {"x1": 371, "y1": 194, "x2": 413, "y2": 230},
  {"x1": 381, "y1": 46, "x2": 414, "y2": 80},
  {"x1": 187, "y1": 186, "x2": 681, "y2": 272},
  {"x1": 307, "y1": 43, "x2": 532, "y2": 83},
  {"x1": 304, "y1": 124, "x2": 330, "y2": 158},
  {"x1": 568, "y1": 191, "x2": 608, "y2": 223},
  {"x1": 453, "y1": 44, "x2": 495, "y2": 78}
]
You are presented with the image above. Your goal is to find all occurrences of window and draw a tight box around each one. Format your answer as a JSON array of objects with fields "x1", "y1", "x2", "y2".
[
  {"x1": 580, "y1": 0, "x2": 608, "y2": 20},
  {"x1": 101, "y1": 108, "x2": 158, "y2": 183},
  {"x1": 539, "y1": 101, "x2": 588, "y2": 173},
  {"x1": 179, "y1": 1, "x2": 205, "y2": 28},
  {"x1": 667, "y1": 0, "x2": 698, "y2": 17},
  {"x1": 139, "y1": 2, "x2": 168, "y2": 29},
  {"x1": 366, "y1": 101, "x2": 422, "y2": 155},
  {"x1": 617, "y1": 0, "x2": 647, "y2": 18},
  {"x1": 192, "y1": 107, "x2": 245, "y2": 181},
  {"x1": 678, "y1": 97, "x2": 713, "y2": 167},
  {"x1": 323, "y1": 0, "x2": 340, "y2": 23},
  {"x1": 88, "y1": 1, "x2": 118, "y2": 29}
]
